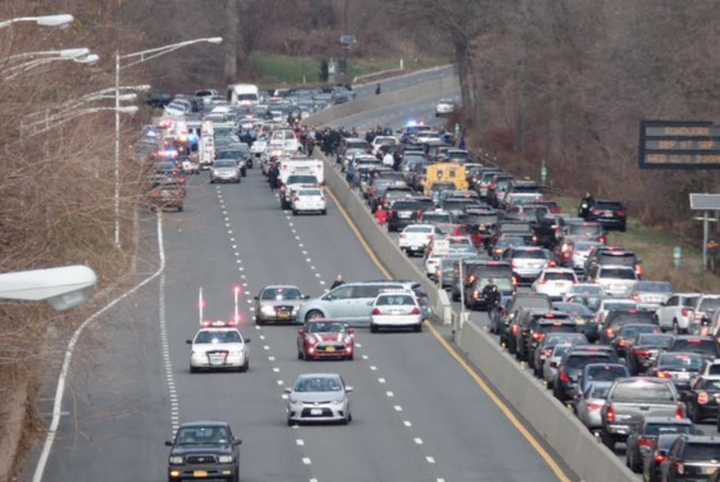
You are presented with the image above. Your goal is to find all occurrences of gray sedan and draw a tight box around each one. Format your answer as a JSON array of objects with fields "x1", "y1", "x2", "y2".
[
  {"x1": 285, "y1": 373, "x2": 353, "y2": 426},
  {"x1": 254, "y1": 285, "x2": 308, "y2": 324}
]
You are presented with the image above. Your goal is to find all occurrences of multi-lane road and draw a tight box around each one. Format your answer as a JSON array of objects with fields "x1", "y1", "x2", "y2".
[{"x1": 21, "y1": 74, "x2": 569, "y2": 482}]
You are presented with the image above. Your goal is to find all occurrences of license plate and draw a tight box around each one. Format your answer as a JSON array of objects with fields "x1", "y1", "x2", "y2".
[
  {"x1": 677, "y1": 372, "x2": 690, "y2": 380},
  {"x1": 310, "y1": 408, "x2": 323, "y2": 415},
  {"x1": 193, "y1": 471, "x2": 208, "y2": 478},
  {"x1": 278, "y1": 311, "x2": 290, "y2": 319},
  {"x1": 209, "y1": 355, "x2": 224, "y2": 365},
  {"x1": 325, "y1": 346, "x2": 336, "y2": 352}
]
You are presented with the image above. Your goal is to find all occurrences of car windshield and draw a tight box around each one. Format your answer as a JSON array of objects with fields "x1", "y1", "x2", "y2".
[
  {"x1": 600, "y1": 268, "x2": 636, "y2": 279},
  {"x1": 699, "y1": 298, "x2": 720, "y2": 311},
  {"x1": 175, "y1": 426, "x2": 230, "y2": 446},
  {"x1": 194, "y1": 330, "x2": 242, "y2": 344},
  {"x1": 554, "y1": 304, "x2": 593, "y2": 317},
  {"x1": 570, "y1": 285, "x2": 603, "y2": 295},
  {"x1": 376, "y1": 294, "x2": 415, "y2": 306},
  {"x1": 658, "y1": 353, "x2": 704, "y2": 370},
  {"x1": 586, "y1": 365, "x2": 627, "y2": 381},
  {"x1": 684, "y1": 444, "x2": 720, "y2": 461},
  {"x1": 637, "y1": 334, "x2": 674, "y2": 347},
  {"x1": 287, "y1": 175, "x2": 318, "y2": 185},
  {"x1": 636, "y1": 282, "x2": 672, "y2": 293},
  {"x1": 423, "y1": 213, "x2": 452, "y2": 223},
  {"x1": 478, "y1": 277, "x2": 513, "y2": 291},
  {"x1": 645, "y1": 424, "x2": 692, "y2": 437},
  {"x1": 299, "y1": 189, "x2": 322, "y2": 196},
  {"x1": 544, "y1": 272, "x2": 575, "y2": 281},
  {"x1": 261, "y1": 287, "x2": 302, "y2": 300},
  {"x1": 612, "y1": 381, "x2": 675, "y2": 402},
  {"x1": 294, "y1": 376, "x2": 342, "y2": 392},
  {"x1": 306, "y1": 322, "x2": 347, "y2": 333},
  {"x1": 574, "y1": 241, "x2": 600, "y2": 252},
  {"x1": 405, "y1": 226, "x2": 433, "y2": 234},
  {"x1": 553, "y1": 344, "x2": 574, "y2": 358},
  {"x1": 568, "y1": 224, "x2": 602, "y2": 236},
  {"x1": 214, "y1": 160, "x2": 236, "y2": 168},
  {"x1": 566, "y1": 354, "x2": 610, "y2": 368},
  {"x1": 516, "y1": 250, "x2": 549, "y2": 259},
  {"x1": 620, "y1": 325, "x2": 658, "y2": 337},
  {"x1": 671, "y1": 339, "x2": 718, "y2": 356},
  {"x1": 603, "y1": 302, "x2": 637, "y2": 312},
  {"x1": 218, "y1": 150, "x2": 246, "y2": 159}
]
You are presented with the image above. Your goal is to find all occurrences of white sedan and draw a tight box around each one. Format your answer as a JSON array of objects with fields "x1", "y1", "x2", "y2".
[
  {"x1": 435, "y1": 99, "x2": 456, "y2": 116},
  {"x1": 187, "y1": 321, "x2": 250, "y2": 372},
  {"x1": 398, "y1": 224, "x2": 440, "y2": 256},
  {"x1": 532, "y1": 268, "x2": 578, "y2": 301},
  {"x1": 370, "y1": 291, "x2": 423, "y2": 333},
  {"x1": 292, "y1": 187, "x2": 327, "y2": 215}
]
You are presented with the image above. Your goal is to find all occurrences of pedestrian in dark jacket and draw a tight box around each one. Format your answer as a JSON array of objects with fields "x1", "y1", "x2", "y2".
[{"x1": 330, "y1": 274, "x2": 345, "y2": 289}]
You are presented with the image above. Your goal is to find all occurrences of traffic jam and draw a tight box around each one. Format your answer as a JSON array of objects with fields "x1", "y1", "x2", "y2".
[{"x1": 141, "y1": 83, "x2": 720, "y2": 482}]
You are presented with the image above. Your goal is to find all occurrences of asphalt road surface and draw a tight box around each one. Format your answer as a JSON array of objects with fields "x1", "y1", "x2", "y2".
[{"x1": 21, "y1": 75, "x2": 568, "y2": 482}]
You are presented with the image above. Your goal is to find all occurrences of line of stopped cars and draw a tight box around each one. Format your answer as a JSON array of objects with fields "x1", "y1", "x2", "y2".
[{"x1": 332, "y1": 121, "x2": 720, "y2": 481}]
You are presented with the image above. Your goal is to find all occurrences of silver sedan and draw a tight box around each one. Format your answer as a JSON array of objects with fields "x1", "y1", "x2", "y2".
[
  {"x1": 285, "y1": 373, "x2": 353, "y2": 426},
  {"x1": 254, "y1": 285, "x2": 308, "y2": 324}
]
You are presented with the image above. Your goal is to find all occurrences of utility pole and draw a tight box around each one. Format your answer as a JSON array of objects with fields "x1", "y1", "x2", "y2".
[{"x1": 224, "y1": 0, "x2": 239, "y2": 84}]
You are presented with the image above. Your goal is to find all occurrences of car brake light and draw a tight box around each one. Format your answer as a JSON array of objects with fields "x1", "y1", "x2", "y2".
[
  {"x1": 618, "y1": 339, "x2": 631, "y2": 347},
  {"x1": 638, "y1": 437, "x2": 656, "y2": 449},
  {"x1": 635, "y1": 350, "x2": 651, "y2": 358},
  {"x1": 600, "y1": 235, "x2": 608, "y2": 244},
  {"x1": 617, "y1": 210, "x2": 625, "y2": 217},
  {"x1": 532, "y1": 332, "x2": 545, "y2": 342},
  {"x1": 371, "y1": 308, "x2": 381, "y2": 316},
  {"x1": 410, "y1": 307, "x2": 421, "y2": 315},
  {"x1": 635, "y1": 265, "x2": 644, "y2": 277},
  {"x1": 675, "y1": 402, "x2": 685, "y2": 420},
  {"x1": 655, "y1": 453, "x2": 667, "y2": 465},
  {"x1": 698, "y1": 391, "x2": 710, "y2": 405},
  {"x1": 606, "y1": 403, "x2": 616, "y2": 423},
  {"x1": 657, "y1": 371, "x2": 672, "y2": 379},
  {"x1": 559, "y1": 369, "x2": 570, "y2": 384}
]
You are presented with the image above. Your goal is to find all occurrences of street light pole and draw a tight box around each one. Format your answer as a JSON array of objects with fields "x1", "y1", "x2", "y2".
[{"x1": 114, "y1": 50, "x2": 121, "y2": 248}]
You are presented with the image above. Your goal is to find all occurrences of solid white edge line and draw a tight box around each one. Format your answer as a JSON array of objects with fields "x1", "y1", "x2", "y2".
[{"x1": 32, "y1": 212, "x2": 166, "y2": 482}]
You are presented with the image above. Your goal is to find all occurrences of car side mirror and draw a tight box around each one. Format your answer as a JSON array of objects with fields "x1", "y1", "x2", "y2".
[
  {"x1": 165, "y1": 440, "x2": 173, "y2": 447},
  {"x1": 254, "y1": 296, "x2": 259, "y2": 300},
  {"x1": 185, "y1": 340, "x2": 192, "y2": 345},
  {"x1": 233, "y1": 438, "x2": 243, "y2": 446},
  {"x1": 303, "y1": 294, "x2": 311, "y2": 300},
  {"x1": 244, "y1": 338, "x2": 251, "y2": 343},
  {"x1": 283, "y1": 387, "x2": 292, "y2": 394},
  {"x1": 345, "y1": 386, "x2": 354, "y2": 393}
]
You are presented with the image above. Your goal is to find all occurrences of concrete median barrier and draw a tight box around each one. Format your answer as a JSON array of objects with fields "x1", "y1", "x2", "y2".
[{"x1": 323, "y1": 160, "x2": 636, "y2": 482}]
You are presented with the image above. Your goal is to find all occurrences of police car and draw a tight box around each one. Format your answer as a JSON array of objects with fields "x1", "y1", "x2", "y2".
[{"x1": 187, "y1": 321, "x2": 251, "y2": 372}]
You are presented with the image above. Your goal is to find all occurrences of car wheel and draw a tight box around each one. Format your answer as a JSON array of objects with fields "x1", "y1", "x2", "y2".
[
  {"x1": 414, "y1": 322, "x2": 422, "y2": 332},
  {"x1": 189, "y1": 365, "x2": 198, "y2": 374},
  {"x1": 240, "y1": 360, "x2": 249, "y2": 372},
  {"x1": 241, "y1": 169, "x2": 247, "y2": 177},
  {"x1": 292, "y1": 209, "x2": 298, "y2": 215},
  {"x1": 298, "y1": 350, "x2": 304, "y2": 360},
  {"x1": 347, "y1": 353, "x2": 354, "y2": 361},
  {"x1": 287, "y1": 417, "x2": 294, "y2": 427},
  {"x1": 321, "y1": 209, "x2": 327, "y2": 215},
  {"x1": 305, "y1": 310, "x2": 324, "y2": 322},
  {"x1": 370, "y1": 322, "x2": 378, "y2": 333},
  {"x1": 600, "y1": 431, "x2": 615, "y2": 451},
  {"x1": 177, "y1": 206, "x2": 183, "y2": 212}
]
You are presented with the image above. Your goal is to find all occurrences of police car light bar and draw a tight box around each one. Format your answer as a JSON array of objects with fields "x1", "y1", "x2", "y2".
[{"x1": 201, "y1": 320, "x2": 239, "y2": 328}]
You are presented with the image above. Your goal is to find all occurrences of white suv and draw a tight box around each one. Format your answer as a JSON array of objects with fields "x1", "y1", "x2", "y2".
[
  {"x1": 589, "y1": 264, "x2": 637, "y2": 297},
  {"x1": 655, "y1": 293, "x2": 701, "y2": 333},
  {"x1": 292, "y1": 187, "x2": 326, "y2": 215},
  {"x1": 399, "y1": 224, "x2": 441, "y2": 256},
  {"x1": 531, "y1": 268, "x2": 577, "y2": 300}
]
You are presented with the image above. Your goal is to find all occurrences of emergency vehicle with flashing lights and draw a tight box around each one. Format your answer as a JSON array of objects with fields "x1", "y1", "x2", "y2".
[{"x1": 186, "y1": 320, "x2": 251, "y2": 372}]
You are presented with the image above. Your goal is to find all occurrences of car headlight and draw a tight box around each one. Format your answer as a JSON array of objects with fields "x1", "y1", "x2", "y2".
[
  {"x1": 332, "y1": 399, "x2": 345, "y2": 406},
  {"x1": 218, "y1": 455, "x2": 234, "y2": 464},
  {"x1": 261, "y1": 305, "x2": 275, "y2": 316},
  {"x1": 169, "y1": 456, "x2": 183, "y2": 464},
  {"x1": 213, "y1": 170, "x2": 220, "y2": 176},
  {"x1": 575, "y1": 318, "x2": 587, "y2": 325}
]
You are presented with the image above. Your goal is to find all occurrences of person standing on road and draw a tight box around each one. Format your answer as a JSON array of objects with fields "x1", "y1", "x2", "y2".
[
  {"x1": 482, "y1": 281, "x2": 501, "y2": 312},
  {"x1": 269, "y1": 162, "x2": 280, "y2": 191},
  {"x1": 375, "y1": 83, "x2": 382, "y2": 95},
  {"x1": 375, "y1": 204, "x2": 389, "y2": 226},
  {"x1": 330, "y1": 274, "x2": 345, "y2": 290}
]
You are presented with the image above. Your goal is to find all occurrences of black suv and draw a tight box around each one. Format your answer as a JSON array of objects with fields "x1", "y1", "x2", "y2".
[
  {"x1": 166, "y1": 421, "x2": 242, "y2": 482},
  {"x1": 583, "y1": 199, "x2": 627, "y2": 232},
  {"x1": 660, "y1": 435, "x2": 720, "y2": 481}
]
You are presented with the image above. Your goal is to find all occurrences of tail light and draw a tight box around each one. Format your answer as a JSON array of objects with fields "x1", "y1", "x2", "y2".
[
  {"x1": 698, "y1": 391, "x2": 710, "y2": 405},
  {"x1": 371, "y1": 308, "x2": 381, "y2": 316},
  {"x1": 635, "y1": 265, "x2": 644, "y2": 278},
  {"x1": 617, "y1": 210, "x2": 625, "y2": 217},
  {"x1": 635, "y1": 350, "x2": 651, "y2": 359},
  {"x1": 409, "y1": 307, "x2": 421, "y2": 315},
  {"x1": 632, "y1": 294, "x2": 641, "y2": 302},
  {"x1": 657, "y1": 371, "x2": 672, "y2": 379},
  {"x1": 489, "y1": 183, "x2": 496, "y2": 190},
  {"x1": 675, "y1": 402, "x2": 685, "y2": 420},
  {"x1": 532, "y1": 235, "x2": 538, "y2": 244},
  {"x1": 600, "y1": 235, "x2": 608, "y2": 244},
  {"x1": 559, "y1": 369, "x2": 570, "y2": 384},
  {"x1": 588, "y1": 401, "x2": 604, "y2": 411},
  {"x1": 511, "y1": 259, "x2": 519, "y2": 267},
  {"x1": 591, "y1": 208, "x2": 602, "y2": 214},
  {"x1": 638, "y1": 437, "x2": 656, "y2": 450},
  {"x1": 655, "y1": 453, "x2": 667, "y2": 465},
  {"x1": 532, "y1": 332, "x2": 545, "y2": 342},
  {"x1": 606, "y1": 403, "x2": 616, "y2": 423},
  {"x1": 548, "y1": 260, "x2": 557, "y2": 267}
]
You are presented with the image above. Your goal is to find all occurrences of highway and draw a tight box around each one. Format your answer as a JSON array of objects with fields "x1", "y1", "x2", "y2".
[{"x1": 21, "y1": 74, "x2": 568, "y2": 482}]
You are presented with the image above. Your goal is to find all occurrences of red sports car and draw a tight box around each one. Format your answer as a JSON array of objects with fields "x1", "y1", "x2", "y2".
[{"x1": 297, "y1": 320, "x2": 355, "y2": 361}]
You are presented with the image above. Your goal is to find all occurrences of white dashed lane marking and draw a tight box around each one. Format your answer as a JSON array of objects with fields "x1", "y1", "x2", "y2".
[
  {"x1": 302, "y1": 457, "x2": 312, "y2": 465},
  {"x1": 426, "y1": 457, "x2": 436, "y2": 464}
]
